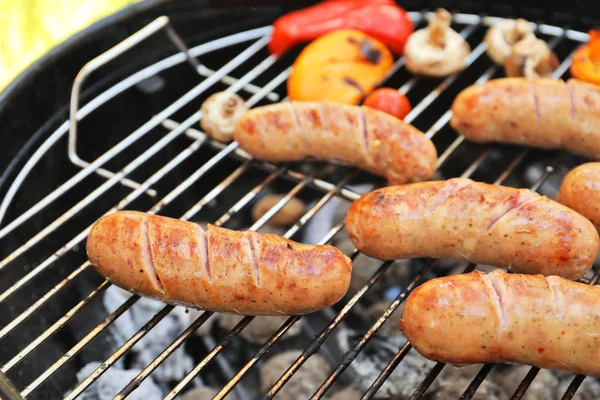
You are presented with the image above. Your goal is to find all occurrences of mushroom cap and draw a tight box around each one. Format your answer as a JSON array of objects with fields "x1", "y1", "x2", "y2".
[
  {"x1": 504, "y1": 37, "x2": 559, "y2": 78},
  {"x1": 200, "y1": 92, "x2": 248, "y2": 143},
  {"x1": 484, "y1": 19, "x2": 536, "y2": 65},
  {"x1": 404, "y1": 28, "x2": 471, "y2": 77},
  {"x1": 251, "y1": 194, "x2": 306, "y2": 226}
]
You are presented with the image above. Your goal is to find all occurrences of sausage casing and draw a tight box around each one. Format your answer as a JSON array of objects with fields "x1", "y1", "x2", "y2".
[
  {"x1": 233, "y1": 101, "x2": 437, "y2": 185},
  {"x1": 345, "y1": 178, "x2": 599, "y2": 279},
  {"x1": 86, "y1": 211, "x2": 352, "y2": 315},
  {"x1": 450, "y1": 78, "x2": 600, "y2": 159},
  {"x1": 558, "y1": 162, "x2": 600, "y2": 232},
  {"x1": 401, "y1": 269, "x2": 600, "y2": 377}
]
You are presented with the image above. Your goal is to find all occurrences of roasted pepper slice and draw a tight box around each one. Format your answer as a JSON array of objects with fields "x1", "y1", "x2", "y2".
[
  {"x1": 288, "y1": 29, "x2": 393, "y2": 105},
  {"x1": 571, "y1": 30, "x2": 600, "y2": 85},
  {"x1": 269, "y1": 0, "x2": 413, "y2": 56}
]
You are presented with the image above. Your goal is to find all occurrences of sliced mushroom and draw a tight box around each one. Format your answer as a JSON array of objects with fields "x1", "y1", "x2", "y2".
[
  {"x1": 200, "y1": 92, "x2": 248, "y2": 142},
  {"x1": 404, "y1": 9, "x2": 471, "y2": 77},
  {"x1": 504, "y1": 37, "x2": 559, "y2": 78},
  {"x1": 485, "y1": 18, "x2": 536, "y2": 65},
  {"x1": 251, "y1": 194, "x2": 306, "y2": 226}
]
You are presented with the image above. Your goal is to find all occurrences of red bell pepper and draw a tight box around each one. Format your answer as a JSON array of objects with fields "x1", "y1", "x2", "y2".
[{"x1": 269, "y1": 0, "x2": 414, "y2": 56}]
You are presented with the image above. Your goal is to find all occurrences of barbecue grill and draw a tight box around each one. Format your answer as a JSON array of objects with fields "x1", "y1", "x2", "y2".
[{"x1": 1, "y1": 1, "x2": 600, "y2": 399}]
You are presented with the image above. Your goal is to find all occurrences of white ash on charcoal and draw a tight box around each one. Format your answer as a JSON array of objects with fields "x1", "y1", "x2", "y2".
[
  {"x1": 70, "y1": 361, "x2": 162, "y2": 400},
  {"x1": 260, "y1": 350, "x2": 330, "y2": 398},
  {"x1": 102, "y1": 286, "x2": 194, "y2": 385},
  {"x1": 490, "y1": 364, "x2": 557, "y2": 400},
  {"x1": 325, "y1": 387, "x2": 363, "y2": 400},
  {"x1": 338, "y1": 328, "x2": 439, "y2": 399},
  {"x1": 180, "y1": 385, "x2": 236, "y2": 400},
  {"x1": 217, "y1": 313, "x2": 302, "y2": 345},
  {"x1": 555, "y1": 374, "x2": 600, "y2": 400},
  {"x1": 424, "y1": 376, "x2": 508, "y2": 400}
]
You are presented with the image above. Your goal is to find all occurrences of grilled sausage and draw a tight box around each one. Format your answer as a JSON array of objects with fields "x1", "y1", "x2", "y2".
[
  {"x1": 401, "y1": 269, "x2": 600, "y2": 377},
  {"x1": 86, "y1": 211, "x2": 352, "y2": 315},
  {"x1": 345, "y1": 178, "x2": 599, "y2": 279},
  {"x1": 234, "y1": 101, "x2": 437, "y2": 185},
  {"x1": 450, "y1": 78, "x2": 600, "y2": 159},
  {"x1": 557, "y1": 162, "x2": 600, "y2": 232}
]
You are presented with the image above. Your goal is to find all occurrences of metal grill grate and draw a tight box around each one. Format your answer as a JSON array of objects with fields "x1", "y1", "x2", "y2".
[{"x1": 0, "y1": 9, "x2": 596, "y2": 400}]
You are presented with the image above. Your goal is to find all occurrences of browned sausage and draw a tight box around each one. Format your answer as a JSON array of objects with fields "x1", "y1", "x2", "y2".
[
  {"x1": 345, "y1": 178, "x2": 599, "y2": 279},
  {"x1": 86, "y1": 211, "x2": 352, "y2": 315},
  {"x1": 233, "y1": 101, "x2": 437, "y2": 185},
  {"x1": 557, "y1": 162, "x2": 600, "y2": 232},
  {"x1": 450, "y1": 78, "x2": 600, "y2": 159},
  {"x1": 401, "y1": 269, "x2": 600, "y2": 377}
]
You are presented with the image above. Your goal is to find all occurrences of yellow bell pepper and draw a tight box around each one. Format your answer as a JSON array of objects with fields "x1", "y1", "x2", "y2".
[{"x1": 288, "y1": 29, "x2": 393, "y2": 105}]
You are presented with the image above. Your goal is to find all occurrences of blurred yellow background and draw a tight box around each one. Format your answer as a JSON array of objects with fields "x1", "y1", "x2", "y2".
[{"x1": 0, "y1": 0, "x2": 140, "y2": 91}]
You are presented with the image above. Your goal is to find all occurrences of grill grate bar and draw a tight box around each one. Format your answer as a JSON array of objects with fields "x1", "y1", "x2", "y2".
[
  {"x1": 199, "y1": 28, "x2": 512, "y2": 397},
  {"x1": 0, "y1": 47, "x2": 277, "y2": 280},
  {"x1": 164, "y1": 316, "x2": 252, "y2": 400},
  {"x1": 0, "y1": 34, "x2": 271, "y2": 244},
  {"x1": 364, "y1": 149, "x2": 558, "y2": 400},
  {"x1": 360, "y1": 341, "x2": 413, "y2": 399},
  {"x1": 63, "y1": 305, "x2": 175, "y2": 400},
  {"x1": 0, "y1": 46, "x2": 295, "y2": 342},
  {"x1": 458, "y1": 364, "x2": 496, "y2": 400},
  {"x1": 0, "y1": 11, "x2": 591, "y2": 400},
  {"x1": 6, "y1": 152, "x2": 278, "y2": 390},
  {"x1": 1, "y1": 280, "x2": 110, "y2": 372},
  {"x1": 113, "y1": 311, "x2": 215, "y2": 400},
  {"x1": 21, "y1": 295, "x2": 140, "y2": 397},
  {"x1": 307, "y1": 259, "x2": 437, "y2": 400},
  {"x1": 306, "y1": 134, "x2": 517, "y2": 399},
  {"x1": 156, "y1": 168, "x2": 359, "y2": 399},
  {"x1": 163, "y1": 119, "x2": 363, "y2": 202},
  {"x1": 410, "y1": 157, "x2": 562, "y2": 400}
]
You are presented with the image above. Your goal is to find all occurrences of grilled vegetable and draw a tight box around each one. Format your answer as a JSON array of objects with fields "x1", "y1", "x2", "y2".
[
  {"x1": 404, "y1": 9, "x2": 471, "y2": 77},
  {"x1": 288, "y1": 29, "x2": 393, "y2": 104},
  {"x1": 484, "y1": 18, "x2": 536, "y2": 65},
  {"x1": 268, "y1": 0, "x2": 413, "y2": 56},
  {"x1": 570, "y1": 29, "x2": 600, "y2": 85},
  {"x1": 363, "y1": 88, "x2": 412, "y2": 120},
  {"x1": 504, "y1": 37, "x2": 559, "y2": 78},
  {"x1": 200, "y1": 92, "x2": 247, "y2": 142}
]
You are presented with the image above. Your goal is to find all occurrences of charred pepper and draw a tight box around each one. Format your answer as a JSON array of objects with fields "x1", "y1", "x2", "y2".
[
  {"x1": 269, "y1": 0, "x2": 414, "y2": 56},
  {"x1": 571, "y1": 29, "x2": 600, "y2": 86},
  {"x1": 288, "y1": 29, "x2": 393, "y2": 104}
]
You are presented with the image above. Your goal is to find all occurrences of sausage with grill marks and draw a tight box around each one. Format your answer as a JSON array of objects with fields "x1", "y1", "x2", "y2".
[
  {"x1": 86, "y1": 211, "x2": 352, "y2": 315},
  {"x1": 401, "y1": 269, "x2": 600, "y2": 377},
  {"x1": 345, "y1": 178, "x2": 599, "y2": 279},
  {"x1": 558, "y1": 162, "x2": 600, "y2": 233},
  {"x1": 233, "y1": 101, "x2": 437, "y2": 185},
  {"x1": 450, "y1": 78, "x2": 600, "y2": 159}
]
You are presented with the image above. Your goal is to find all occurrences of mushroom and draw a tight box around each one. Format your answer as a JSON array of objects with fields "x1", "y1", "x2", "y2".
[
  {"x1": 200, "y1": 92, "x2": 247, "y2": 142},
  {"x1": 504, "y1": 37, "x2": 559, "y2": 78},
  {"x1": 251, "y1": 194, "x2": 306, "y2": 227},
  {"x1": 485, "y1": 18, "x2": 536, "y2": 65},
  {"x1": 404, "y1": 8, "x2": 471, "y2": 77}
]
